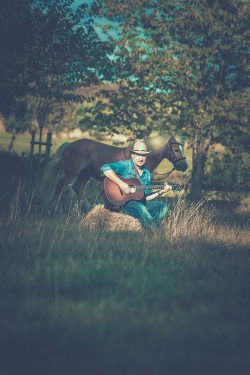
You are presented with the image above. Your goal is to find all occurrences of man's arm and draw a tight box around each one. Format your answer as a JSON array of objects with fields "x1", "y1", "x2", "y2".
[
  {"x1": 146, "y1": 185, "x2": 171, "y2": 201},
  {"x1": 100, "y1": 160, "x2": 131, "y2": 194}
]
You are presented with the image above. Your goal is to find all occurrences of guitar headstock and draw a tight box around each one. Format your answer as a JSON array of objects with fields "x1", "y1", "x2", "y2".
[{"x1": 169, "y1": 183, "x2": 184, "y2": 191}]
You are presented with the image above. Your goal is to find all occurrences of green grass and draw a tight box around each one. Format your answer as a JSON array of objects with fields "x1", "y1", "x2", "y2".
[
  {"x1": 0, "y1": 131, "x2": 31, "y2": 154},
  {"x1": 0, "y1": 132, "x2": 249, "y2": 374},
  {"x1": 0, "y1": 206, "x2": 250, "y2": 375}
]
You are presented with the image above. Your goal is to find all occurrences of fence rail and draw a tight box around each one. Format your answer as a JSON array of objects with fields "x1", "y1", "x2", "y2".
[{"x1": 30, "y1": 129, "x2": 52, "y2": 164}]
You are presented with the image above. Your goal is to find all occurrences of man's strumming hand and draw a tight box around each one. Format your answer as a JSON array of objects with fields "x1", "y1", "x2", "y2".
[{"x1": 119, "y1": 181, "x2": 131, "y2": 195}]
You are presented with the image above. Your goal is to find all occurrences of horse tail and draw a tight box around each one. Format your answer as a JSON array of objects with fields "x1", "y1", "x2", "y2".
[{"x1": 36, "y1": 142, "x2": 71, "y2": 209}]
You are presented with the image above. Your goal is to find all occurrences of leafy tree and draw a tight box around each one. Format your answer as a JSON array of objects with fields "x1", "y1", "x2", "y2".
[
  {"x1": 3, "y1": 97, "x2": 35, "y2": 152},
  {"x1": 204, "y1": 150, "x2": 250, "y2": 200},
  {"x1": 101, "y1": 0, "x2": 249, "y2": 199},
  {"x1": 0, "y1": 0, "x2": 114, "y2": 128}
]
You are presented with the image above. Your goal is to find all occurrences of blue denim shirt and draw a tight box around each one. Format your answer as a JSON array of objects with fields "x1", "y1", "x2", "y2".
[{"x1": 100, "y1": 158, "x2": 152, "y2": 196}]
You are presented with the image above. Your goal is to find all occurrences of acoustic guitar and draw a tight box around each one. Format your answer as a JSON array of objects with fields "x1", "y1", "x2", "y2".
[{"x1": 103, "y1": 176, "x2": 184, "y2": 209}]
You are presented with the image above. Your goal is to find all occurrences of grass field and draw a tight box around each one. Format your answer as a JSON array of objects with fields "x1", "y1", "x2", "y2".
[
  {"x1": 0, "y1": 131, "x2": 250, "y2": 374},
  {"x1": 0, "y1": 192, "x2": 250, "y2": 375}
]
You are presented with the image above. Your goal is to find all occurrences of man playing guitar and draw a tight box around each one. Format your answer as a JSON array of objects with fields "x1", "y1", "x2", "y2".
[{"x1": 100, "y1": 140, "x2": 170, "y2": 229}]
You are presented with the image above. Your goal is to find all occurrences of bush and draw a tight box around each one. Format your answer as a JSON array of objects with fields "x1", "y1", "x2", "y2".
[{"x1": 204, "y1": 152, "x2": 250, "y2": 199}]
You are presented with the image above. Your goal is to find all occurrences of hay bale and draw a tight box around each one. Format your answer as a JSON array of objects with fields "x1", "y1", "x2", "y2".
[{"x1": 82, "y1": 204, "x2": 142, "y2": 232}]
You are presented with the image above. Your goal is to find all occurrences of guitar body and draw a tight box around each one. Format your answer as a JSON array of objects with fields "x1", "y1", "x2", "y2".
[
  {"x1": 102, "y1": 177, "x2": 183, "y2": 209},
  {"x1": 103, "y1": 177, "x2": 144, "y2": 209}
]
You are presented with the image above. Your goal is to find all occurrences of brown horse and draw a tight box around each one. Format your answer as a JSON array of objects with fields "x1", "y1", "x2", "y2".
[{"x1": 38, "y1": 136, "x2": 188, "y2": 209}]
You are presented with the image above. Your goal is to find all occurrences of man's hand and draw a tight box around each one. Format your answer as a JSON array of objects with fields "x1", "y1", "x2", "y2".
[
  {"x1": 163, "y1": 183, "x2": 171, "y2": 193},
  {"x1": 157, "y1": 184, "x2": 171, "y2": 196},
  {"x1": 119, "y1": 181, "x2": 131, "y2": 195},
  {"x1": 103, "y1": 169, "x2": 131, "y2": 194}
]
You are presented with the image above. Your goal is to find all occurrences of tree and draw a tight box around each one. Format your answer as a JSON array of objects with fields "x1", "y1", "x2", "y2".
[
  {"x1": 101, "y1": 0, "x2": 249, "y2": 199},
  {"x1": 204, "y1": 150, "x2": 250, "y2": 200},
  {"x1": 0, "y1": 0, "x2": 114, "y2": 126}
]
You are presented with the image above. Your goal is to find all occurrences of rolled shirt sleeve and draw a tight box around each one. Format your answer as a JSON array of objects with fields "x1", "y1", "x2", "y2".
[{"x1": 99, "y1": 160, "x2": 129, "y2": 178}]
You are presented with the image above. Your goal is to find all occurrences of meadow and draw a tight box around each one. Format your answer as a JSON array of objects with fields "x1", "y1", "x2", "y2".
[
  {"x1": 0, "y1": 186, "x2": 250, "y2": 375},
  {"x1": 0, "y1": 132, "x2": 250, "y2": 374}
]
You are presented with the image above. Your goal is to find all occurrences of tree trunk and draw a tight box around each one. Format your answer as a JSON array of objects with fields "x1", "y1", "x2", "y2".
[
  {"x1": 190, "y1": 150, "x2": 207, "y2": 201},
  {"x1": 190, "y1": 130, "x2": 210, "y2": 201},
  {"x1": 8, "y1": 130, "x2": 16, "y2": 152}
]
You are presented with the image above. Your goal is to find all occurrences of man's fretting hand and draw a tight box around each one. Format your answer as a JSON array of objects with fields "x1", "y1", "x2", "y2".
[{"x1": 163, "y1": 183, "x2": 171, "y2": 193}]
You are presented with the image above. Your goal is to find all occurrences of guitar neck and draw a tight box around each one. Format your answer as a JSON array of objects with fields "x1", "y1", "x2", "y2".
[
  {"x1": 138, "y1": 184, "x2": 183, "y2": 191},
  {"x1": 140, "y1": 185, "x2": 165, "y2": 190}
]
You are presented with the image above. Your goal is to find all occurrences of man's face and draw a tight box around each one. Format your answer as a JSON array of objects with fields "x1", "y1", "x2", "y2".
[{"x1": 132, "y1": 153, "x2": 147, "y2": 168}]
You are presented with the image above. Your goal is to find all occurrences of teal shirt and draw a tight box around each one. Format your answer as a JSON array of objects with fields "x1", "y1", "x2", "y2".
[{"x1": 100, "y1": 158, "x2": 152, "y2": 196}]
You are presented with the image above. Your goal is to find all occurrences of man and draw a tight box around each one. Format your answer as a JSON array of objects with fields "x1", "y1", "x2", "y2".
[{"x1": 99, "y1": 140, "x2": 170, "y2": 229}]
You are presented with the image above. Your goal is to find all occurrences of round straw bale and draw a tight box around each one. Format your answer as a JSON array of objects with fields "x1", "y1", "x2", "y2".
[{"x1": 82, "y1": 204, "x2": 141, "y2": 232}]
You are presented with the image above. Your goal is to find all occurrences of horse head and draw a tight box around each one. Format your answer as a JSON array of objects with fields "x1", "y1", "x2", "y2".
[{"x1": 165, "y1": 137, "x2": 188, "y2": 172}]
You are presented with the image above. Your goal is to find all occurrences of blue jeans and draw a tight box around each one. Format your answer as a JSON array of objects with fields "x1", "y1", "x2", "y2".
[{"x1": 121, "y1": 199, "x2": 168, "y2": 229}]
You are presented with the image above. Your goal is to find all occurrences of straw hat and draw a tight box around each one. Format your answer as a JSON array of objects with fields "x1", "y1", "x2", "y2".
[{"x1": 129, "y1": 140, "x2": 151, "y2": 155}]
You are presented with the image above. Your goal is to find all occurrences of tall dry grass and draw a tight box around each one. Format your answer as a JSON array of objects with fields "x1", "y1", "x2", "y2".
[
  {"x1": 162, "y1": 198, "x2": 249, "y2": 246},
  {"x1": 3, "y1": 184, "x2": 250, "y2": 250},
  {"x1": 162, "y1": 198, "x2": 215, "y2": 241},
  {"x1": 80, "y1": 197, "x2": 250, "y2": 248}
]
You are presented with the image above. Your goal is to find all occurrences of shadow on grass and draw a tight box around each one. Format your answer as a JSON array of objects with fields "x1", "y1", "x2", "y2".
[{"x1": 0, "y1": 221, "x2": 250, "y2": 374}]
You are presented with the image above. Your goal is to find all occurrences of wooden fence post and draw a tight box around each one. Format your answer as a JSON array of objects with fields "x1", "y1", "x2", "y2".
[
  {"x1": 38, "y1": 127, "x2": 43, "y2": 162},
  {"x1": 45, "y1": 132, "x2": 52, "y2": 164},
  {"x1": 29, "y1": 130, "x2": 53, "y2": 165}
]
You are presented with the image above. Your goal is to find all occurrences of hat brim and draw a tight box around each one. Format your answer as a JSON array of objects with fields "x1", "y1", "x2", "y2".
[{"x1": 129, "y1": 149, "x2": 151, "y2": 155}]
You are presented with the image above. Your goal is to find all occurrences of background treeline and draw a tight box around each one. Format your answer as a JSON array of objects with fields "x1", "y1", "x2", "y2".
[{"x1": 0, "y1": 0, "x2": 249, "y2": 201}]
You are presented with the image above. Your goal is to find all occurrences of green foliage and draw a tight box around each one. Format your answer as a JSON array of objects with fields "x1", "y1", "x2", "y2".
[
  {"x1": 100, "y1": 0, "x2": 249, "y2": 198},
  {"x1": 4, "y1": 99, "x2": 34, "y2": 134},
  {"x1": 204, "y1": 151, "x2": 250, "y2": 199},
  {"x1": 0, "y1": 0, "x2": 114, "y2": 122},
  {"x1": 101, "y1": 0, "x2": 249, "y2": 140}
]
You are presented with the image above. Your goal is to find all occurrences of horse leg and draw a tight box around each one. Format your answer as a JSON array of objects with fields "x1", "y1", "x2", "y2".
[
  {"x1": 71, "y1": 172, "x2": 92, "y2": 212},
  {"x1": 37, "y1": 156, "x2": 68, "y2": 211},
  {"x1": 72, "y1": 171, "x2": 103, "y2": 213},
  {"x1": 72, "y1": 173, "x2": 89, "y2": 196}
]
